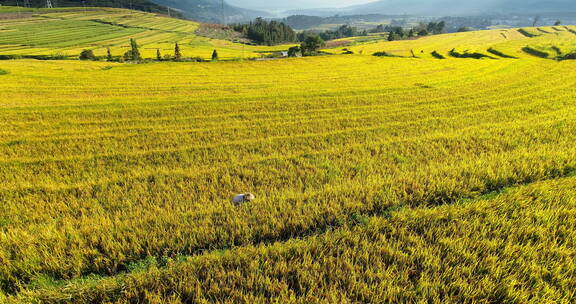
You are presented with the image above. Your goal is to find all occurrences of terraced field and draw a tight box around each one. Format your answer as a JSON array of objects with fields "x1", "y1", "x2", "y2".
[
  {"x1": 1, "y1": 8, "x2": 576, "y2": 303},
  {"x1": 0, "y1": 7, "x2": 292, "y2": 60},
  {"x1": 326, "y1": 25, "x2": 576, "y2": 59},
  {"x1": 1, "y1": 52, "x2": 575, "y2": 302}
]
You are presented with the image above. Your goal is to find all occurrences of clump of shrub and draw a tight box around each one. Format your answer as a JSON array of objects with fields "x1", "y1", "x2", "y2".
[
  {"x1": 288, "y1": 46, "x2": 301, "y2": 57},
  {"x1": 431, "y1": 51, "x2": 445, "y2": 59},
  {"x1": 522, "y1": 46, "x2": 549, "y2": 58},
  {"x1": 174, "y1": 42, "x2": 182, "y2": 61},
  {"x1": 487, "y1": 48, "x2": 518, "y2": 59},
  {"x1": 123, "y1": 39, "x2": 142, "y2": 62},
  {"x1": 558, "y1": 52, "x2": 576, "y2": 60},
  {"x1": 518, "y1": 29, "x2": 538, "y2": 38},
  {"x1": 0, "y1": 55, "x2": 23, "y2": 60},
  {"x1": 449, "y1": 49, "x2": 494, "y2": 59},
  {"x1": 373, "y1": 51, "x2": 400, "y2": 57},
  {"x1": 79, "y1": 49, "x2": 97, "y2": 61},
  {"x1": 300, "y1": 35, "x2": 325, "y2": 56},
  {"x1": 0, "y1": 68, "x2": 8, "y2": 75},
  {"x1": 50, "y1": 52, "x2": 67, "y2": 60}
]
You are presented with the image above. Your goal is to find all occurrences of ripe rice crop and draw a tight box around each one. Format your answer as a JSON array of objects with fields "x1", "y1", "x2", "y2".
[
  {"x1": 19, "y1": 175, "x2": 576, "y2": 303},
  {"x1": 0, "y1": 8, "x2": 293, "y2": 60},
  {"x1": 325, "y1": 26, "x2": 576, "y2": 60},
  {"x1": 1, "y1": 9, "x2": 576, "y2": 303},
  {"x1": 1, "y1": 54, "x2": 575, "y2": 302}
]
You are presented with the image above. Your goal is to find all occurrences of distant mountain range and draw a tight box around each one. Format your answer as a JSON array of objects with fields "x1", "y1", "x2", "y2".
[
  {"x1": 4, "y1": 0, "x2": 575, "y2": 23},
  {"x1": 286, "y1": 0, "x2": 576, "y2": 17},
  {"x1": 0, "y1": 0, "x2": 269, "y2": 23},
  {"x1": 152, "y1": 0, "x2": 270, "y2": 23}
]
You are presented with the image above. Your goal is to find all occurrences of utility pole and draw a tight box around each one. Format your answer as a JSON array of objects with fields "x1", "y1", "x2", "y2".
[
  {"x1": 221, "y1": 0, "x2": 225, "y2": 25},
  {"x1": 15, "y1": 0, "x2": 21, "y2": 18}
]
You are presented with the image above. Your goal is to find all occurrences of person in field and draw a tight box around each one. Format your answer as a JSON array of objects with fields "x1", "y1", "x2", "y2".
[{"x1": 232, "y1": 193, "x2": 255, "y2": 204}]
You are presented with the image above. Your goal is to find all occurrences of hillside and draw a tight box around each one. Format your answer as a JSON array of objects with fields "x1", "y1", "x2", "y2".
[
  {"x1": 324, "y1": 25, "x2": 576, "y2": 59},
  {"x1": 0, "y1": 7, "x2": 292, "y2": 60},
  {"x1": 0, "y1": 0, "x2": 270, "y2": 23},
  {"x1": 1, "y1": 13, "x2": 576, "y2": 301},
  {"x1": 0, "y1": 0, "x2": 178, "y2": 16}
]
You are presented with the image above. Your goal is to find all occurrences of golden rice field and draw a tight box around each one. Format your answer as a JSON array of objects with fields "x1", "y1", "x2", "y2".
[
  {"x1": 1, "y1": 9, "x2": 576, "y2": 303},
  {"x1": 326, "y1": 25, "x2": 576, "y2": 59},
  {"x1": 0, "y1": 7, "x2": 293, "y2": 60}
]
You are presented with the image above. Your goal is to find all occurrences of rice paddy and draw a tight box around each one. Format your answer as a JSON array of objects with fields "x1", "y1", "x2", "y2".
[
  {"x1": 0, "y1": 7, "x2": 293, "y2": 60},
  {"x1": 326, "y1": 25, "x2": 576, "y2": 59},
  {"x1": 1, "y1": 7, "x2": 576, "y2": 303}
]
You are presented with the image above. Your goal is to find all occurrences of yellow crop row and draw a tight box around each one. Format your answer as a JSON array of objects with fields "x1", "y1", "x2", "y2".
[{"x1": 0, "y1": 9, "x2": 576, "y2": 303}]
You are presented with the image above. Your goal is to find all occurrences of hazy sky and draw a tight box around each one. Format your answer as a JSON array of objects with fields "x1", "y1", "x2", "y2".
[{"x1": 226, "y1": 0, "x2": 377, "y2": 11}]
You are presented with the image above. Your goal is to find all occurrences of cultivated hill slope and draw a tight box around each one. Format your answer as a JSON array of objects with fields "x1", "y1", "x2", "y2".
[
  {"x1": 0, "y1": 0, "x2": 177, "y2": 16},
  {"x1": 326, "y1": 25, "x2": 576, "y2": 59},
  {"x1": 0, "y1": 7, "x2": 291, "y2": 59},
  {"x1": 0, "y1": 0, "x2": 270, "y2": 22}
]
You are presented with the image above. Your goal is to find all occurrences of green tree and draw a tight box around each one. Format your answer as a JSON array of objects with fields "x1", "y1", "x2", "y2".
[
  {"x1": 533, "y1": 16, "x2": 541, "y2": 27},
  {"x1": 106, "y1": 47, "x2": 113, "y2": 61},
  {"x1": 394, "y1": 27, "x2": 405, "y2": 38},
  {"x1": 79, "y1": 49, "x2": 96, "y2": 61},
  {"x1": 174, "y1": 42, "x2": 182, "y2": 61},
  {"x1": 129, "y1": 38, "x2": 141, "y2": 61},
  {"x1": 156, "y1": 49, "x2": 162, "y2": 61},
  {"x1": 232, "y1": 18, "x2": 297, "y2": 45},
  {"x1": 373, "y1": 24, "x2": 385, "y2": 33},
  {"x1": 437, "y1": 21, "x2": 446, "y2": 34},
  {"x1": 211, "y1": 49, "x2": 219, "y2": 61},
  {"x1": 426, "y1": 21, "x2": 445, "y2": 35},
  {"x1": 554, "y1": 20, "x2": 562, "y2": 26},
  {"x1": 300, "y1": 35, "x2": 325, "y2": 56},
  {"x1": 288, "y1": 46, "x2": 301, "y2": 57}
]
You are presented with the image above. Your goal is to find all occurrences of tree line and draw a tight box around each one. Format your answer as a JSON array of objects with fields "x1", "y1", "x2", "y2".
[
  {"x1": 298, "y1": 25, "x2": 368, "y2": 42},
  {"x1": 283, "y1": 14, "x2": 407, "y2": 30},
  {"x1": 232, "y1": 18, "x2": 297, "y2": 46},
  {"x1": 374, "y1": 21, "x2": 446, "y2": 41},
  {"x1": 79, "y1": 39, "x2": 219, "y2": 62}
]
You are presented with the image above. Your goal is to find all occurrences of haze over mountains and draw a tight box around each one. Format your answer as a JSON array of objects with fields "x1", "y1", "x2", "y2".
[
  {"x1": 2, "y1": 0, "x2": 575, "y2": 22},
  {"x1": 226, "y1": 0, "x2": 374, "y2": 11},
  {"x1": 152, "y1": 0, "x2": 270, "y2": 23},
  {"x1": 162, "y1": 0, "x2": 576, "y2": 22},
  {"x1": 282, "y1": 0, "x2": 576, "y2": 17},
  {"x1": 158, "y1": 0, "x2": 576, "y2": 22}
]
